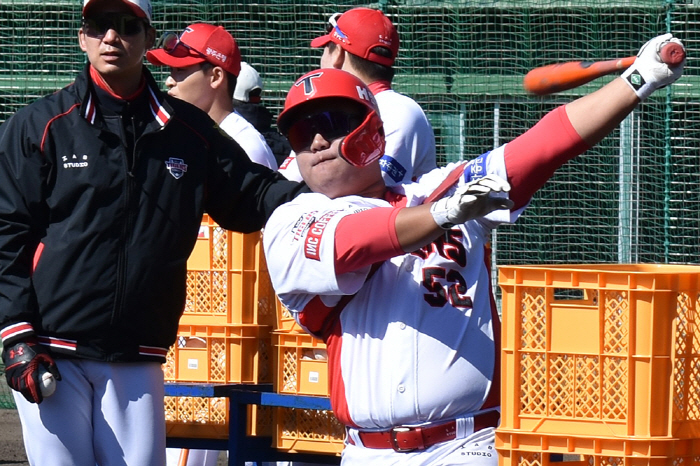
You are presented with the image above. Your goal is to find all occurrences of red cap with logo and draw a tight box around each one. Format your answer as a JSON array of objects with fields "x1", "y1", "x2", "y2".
[
  {"x1": 83, "y1": 0, "x2": 152, "y2": 24},
  {"x1": 278, "y1": 69, "x2": 385, "y2": 168},
  {"x1": 310, "y1": 8, "x2": 399, "y2": 67},
  {"x1": 146, "y1": 23, "x2": 241, "y2": 76}
]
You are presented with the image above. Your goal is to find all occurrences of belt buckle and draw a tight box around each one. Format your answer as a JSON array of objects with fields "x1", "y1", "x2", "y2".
[{"x1": 390, "y1": 426, "x2": 417, "y2": 452}]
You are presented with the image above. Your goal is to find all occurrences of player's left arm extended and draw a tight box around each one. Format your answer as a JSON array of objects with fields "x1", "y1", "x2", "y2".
[
  {"x1": 503, "y1": 105, "x2": 589, "y2": 211},
  {"x1": 504, "y1": 79, "x2": 641, "y2": 211},
  {"x1": 334, "y1": 177, "x2": 512, "y2": 275},
  {"x1": 505, "y1": 35, "x2": 685, "y2": 211}
]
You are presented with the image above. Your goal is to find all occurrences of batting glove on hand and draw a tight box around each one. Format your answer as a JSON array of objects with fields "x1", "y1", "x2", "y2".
[
  {"x1": 621, "y1": 33, "x2": 685, "y2": 101},
  {"x1": 2, "y1": 338, "x2": 61, "y2": 404},
  {"x1": 430, "y1": 174, "x2": 514, "y2": 229}
]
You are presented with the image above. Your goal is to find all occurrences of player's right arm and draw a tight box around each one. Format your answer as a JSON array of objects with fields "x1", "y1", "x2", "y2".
[
  {"x1": 0, "y1": 112, "x2": 62, "y2": 405},
  {"x1": 0, "y1": 113, "x2": 46, "y2": 334},
  {"x1": 203, "y1": 131, "x2": 309, "y2": 232}
]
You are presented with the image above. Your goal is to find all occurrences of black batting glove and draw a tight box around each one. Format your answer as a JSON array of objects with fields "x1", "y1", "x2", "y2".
[{"x1": 2, "y1": 338, "x2": 61, "y2": 404}]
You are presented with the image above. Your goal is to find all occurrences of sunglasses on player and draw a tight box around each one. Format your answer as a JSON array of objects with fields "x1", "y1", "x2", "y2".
[
  {"x1": 82, "y1": 14, "x2": 146, "y2": 38},
  {"x1": 286, "y1": 110, "x2": 365, "y2": 152},
  {"x1": 156, "y1": 31, "x2": 207, "y2": 59},
  {"x1": 324, "y1": 13, "x2": 350, "y2": 44}
]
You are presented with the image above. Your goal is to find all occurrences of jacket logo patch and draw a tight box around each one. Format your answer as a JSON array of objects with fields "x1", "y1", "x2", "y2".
[
  {"x1": 165, "y1": 157, "x2": 188, "y2": 179},
  {"x1": 379, "y1": 155, "x2": 406, "y2": 183},
  {"x1": 62, "y1": 154, "x2": 89, "y2": 169}
]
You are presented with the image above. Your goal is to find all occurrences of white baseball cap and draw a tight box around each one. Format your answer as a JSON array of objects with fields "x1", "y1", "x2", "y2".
[
  {"x1": 83, "y1": 0, "x2": 152, "y2": 24},
  {"x1": 233, "y1": 62, "x2": 263, "y2": 103}
]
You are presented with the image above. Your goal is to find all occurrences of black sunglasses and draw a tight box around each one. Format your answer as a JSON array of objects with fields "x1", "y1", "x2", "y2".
[
  {"x1": 156, "y1": 31, "x2": 207, "y2": 59},
  {"x1": 286, "y1": 110, "x2": 364, "y2": 152},
  {"x1": 82, "y1": 14, "x2": 146, "y2": 38}
]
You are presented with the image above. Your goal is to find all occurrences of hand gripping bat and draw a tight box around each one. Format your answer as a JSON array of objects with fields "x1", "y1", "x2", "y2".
[{"x1": 523, "y1": 41, "x2": 685, "y2": 95}]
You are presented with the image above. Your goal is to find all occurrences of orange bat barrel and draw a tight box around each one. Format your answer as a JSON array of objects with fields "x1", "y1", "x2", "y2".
[
  {"x1": 523, "y1": 41, "x2": 686, "y2": 96},
  {"x1": 523, "y1": 56, "x2": 636, "y2": 95}
]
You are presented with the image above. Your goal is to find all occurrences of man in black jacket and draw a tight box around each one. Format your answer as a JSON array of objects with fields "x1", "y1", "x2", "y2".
[{"x1": 0, "y1": 1, "x2": 305, "y2": 465}]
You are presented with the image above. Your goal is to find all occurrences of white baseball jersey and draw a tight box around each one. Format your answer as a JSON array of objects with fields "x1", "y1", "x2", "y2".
[
  {"x1": 264, "y1": 147, "x2": 523, "y2": 431},
  {"x1": 372, "y1": 85, "x2": 437, "y2": 186},
  {"x1": 219, "y1": 111, "x2": 278, "y2": 169},
  {"x1": 277, "y1": 85, "x2": 436, "y2": 185}
]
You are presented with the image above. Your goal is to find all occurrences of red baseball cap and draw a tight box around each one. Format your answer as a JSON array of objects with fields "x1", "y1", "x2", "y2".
[
  {"x1": 83, "y1": 0, "x2": 152, "y2": 24},
  {"x1": 310, "y1": 8, "x2": 399, "y2": 67},
  {"x1": 146, "y1": 23, "x2": 241, "y2": 76}
]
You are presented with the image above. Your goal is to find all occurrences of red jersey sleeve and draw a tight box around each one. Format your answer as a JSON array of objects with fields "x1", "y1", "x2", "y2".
[
  {"x1": 333, "y1": 207, "x2": 404, "y2": 275},
  {"x1": 505, "y1": 105, "x2": 591, "y2": 210}
]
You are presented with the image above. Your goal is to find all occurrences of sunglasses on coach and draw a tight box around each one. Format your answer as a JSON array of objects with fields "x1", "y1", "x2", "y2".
[
  {"x1": 156, "y1": 31, "x2": 207, "y2": 58},
  {"x1": 325, "y1": 13, "x2": 350, "y2": 44},
  {"x1": 286, "y1": 110, "x2": 364, "y2": 152},
  {"x1": 82, "y1": 14, "x2": 146, "y2": 38}
]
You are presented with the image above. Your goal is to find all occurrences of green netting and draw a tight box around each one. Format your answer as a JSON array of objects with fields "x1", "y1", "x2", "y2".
[
  {"x1": 0, "y1": 0, "x2": 698, "y2": 404},
  {"x1": 1, "y1": 0, "x2": 695, "y2": 262},
  {"x1": 0, "y1": 360, "x2": 14, "y2": 409}
]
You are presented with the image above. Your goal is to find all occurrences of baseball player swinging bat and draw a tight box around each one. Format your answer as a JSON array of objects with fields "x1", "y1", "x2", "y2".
[{"x1": 523, "y1": 40, "x2": 685, "y2": 95}]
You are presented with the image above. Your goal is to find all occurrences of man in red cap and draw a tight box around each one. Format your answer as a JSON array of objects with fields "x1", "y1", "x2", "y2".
[
  {"x1": 279, "y1": 8, "x2": 436, "y2": 188},
  {"x1": 0, "y1": 1, "x2": 306, "y2": 465},
  {"x1": 147, "y1": 24, "x2": 277, "y2": 170}
]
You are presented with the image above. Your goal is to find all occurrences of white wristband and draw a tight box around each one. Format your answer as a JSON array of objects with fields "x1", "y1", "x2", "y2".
[{"x1": 621, "y1": 67, "x2": 654, "y2": 101}]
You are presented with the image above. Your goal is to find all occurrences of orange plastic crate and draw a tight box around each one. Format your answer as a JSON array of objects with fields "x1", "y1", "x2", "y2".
[
  {"x1": 273, "y1": 329, "x2": 329, "y2": 397},
  {"x1": 164, "y1": 395, "x2": 273, "y2": 440},
  {"x1": 273, "y1": 407, "x2": 345, "y2": 456},
  {"x1": 498, "y1": 432, "x2": 700, "y2": 461},
  {"x1": 497, "y1": 263, "x2": 700, "y2": 459},
  {"x1": 275, "y1": 297, "x2": 298, "y2": 332},
  {"x1": 163, "y1": 324, "x2": 272, "y2": 384},
  {"x1": 183, "y1": 214, "x2": 276, "y2": 327},
  {"x1": 499, "y1": 449, "x2": 700, "y2": 466}
]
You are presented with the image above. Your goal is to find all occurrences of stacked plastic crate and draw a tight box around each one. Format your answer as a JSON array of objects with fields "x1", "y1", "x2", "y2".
[
  {"x1": 163, "y1": 214, "x2": 276, "y2": 439},
  {"x1": 497, "y1": 264, "x2": 700, "y2": 466},
  {"x1": 271, "y1": 302, "x2": 345, "y2": 455}
]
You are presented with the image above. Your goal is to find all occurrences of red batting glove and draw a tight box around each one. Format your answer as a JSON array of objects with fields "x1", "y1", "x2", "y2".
[{"x1": 2, "y1": 338, "x2": 61, "y2": 404}]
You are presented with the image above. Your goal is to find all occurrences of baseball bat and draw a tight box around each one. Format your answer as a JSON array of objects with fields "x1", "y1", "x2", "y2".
[{"x1": 523, "y1": 41, "x2": 685, "y2": 95}]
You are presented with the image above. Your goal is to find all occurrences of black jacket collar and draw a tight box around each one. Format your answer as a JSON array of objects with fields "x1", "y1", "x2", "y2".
[{"x1": 74, "y1": 64, "x2": 175, "y2": 133}]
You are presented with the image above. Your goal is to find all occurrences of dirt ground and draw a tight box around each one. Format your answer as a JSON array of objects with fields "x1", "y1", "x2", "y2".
[{"x1": 0, "y1": 408, "x2": 28, "y2": 466}]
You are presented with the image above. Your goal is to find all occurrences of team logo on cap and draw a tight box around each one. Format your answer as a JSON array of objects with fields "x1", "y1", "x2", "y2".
[
  {"x1": 206, "y1": 47, "x2": 228, "y2": 63},
  {"x1": 165, "y1": 157, "x2": 188, "y2": 179},
  {"x1": 331, "y1": 29, "x2": 350, "y2": 45},
  {"x1": 378, "y1": 34, "x2": 393, "y2": 47},
  {"x1": 295, "y1": 72, "x2": 324, "y2": 96},
  {"x1": 355, "y1": 84, "x2": 375, "y2": 105}
]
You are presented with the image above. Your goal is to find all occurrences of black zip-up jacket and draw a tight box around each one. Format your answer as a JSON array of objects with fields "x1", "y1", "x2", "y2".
[{"x1": 0, "y1": 65, "x2": 306, "y2": 362}]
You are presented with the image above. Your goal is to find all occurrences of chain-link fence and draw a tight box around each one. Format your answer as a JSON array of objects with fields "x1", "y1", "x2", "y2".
[
  {"x1": 1, "y1": 0, "x2": 697, "y2": 267},
  {"x1": 0, "y1": 0, "x2": 698, "y2": 405}
]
